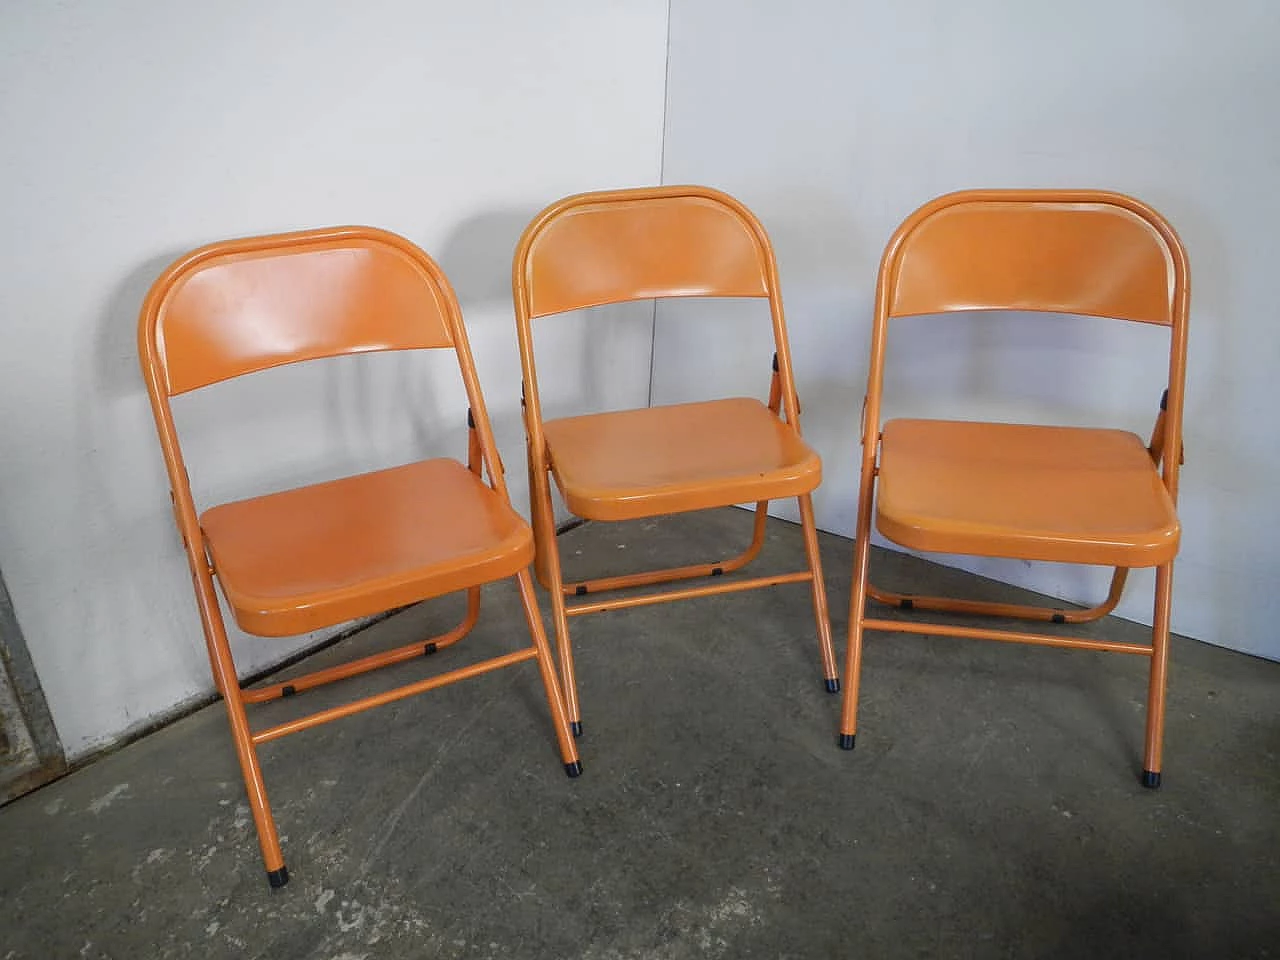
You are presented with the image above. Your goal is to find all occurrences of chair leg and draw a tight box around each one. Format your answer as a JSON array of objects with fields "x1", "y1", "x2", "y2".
[
  {"x1": 838, "y1": 467, "x2": 877, "y2": 751},
  {"x1": 560, "y1": 500, "x2": 771, "y2": 596},
  {"x1": 865, "y1": 566, "x2": 1131, "y2": 625},
  {"x1": 198, "y1": 585, "x2": 288, "y2": 887},
  {"x1": 1141, "y1": 562, "x2": 1175, "y2": 788},
  {"x1": 529, "y1": 461, "x2": 582, "y2": 737},
  {"x1": 516, "y1": 569, "x2": 582, "y2": 777},
  {"x1": 241, "y1": 587, "x2": 482, "y2": 705},
  {"x1": 797, "y1": 494, "x2": 840, "y2": 692}
]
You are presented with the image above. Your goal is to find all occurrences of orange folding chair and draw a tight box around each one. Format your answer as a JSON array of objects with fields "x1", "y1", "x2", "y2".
[
  {"x1": 839, "y1": 190, "x2": 1189, "y2": 787},
  {"x1": 513, "y1": 185, "x2": 841, "y2": 737},
  {"x1": 138, "y1": 226, "x2": 580, "y2": 888}
]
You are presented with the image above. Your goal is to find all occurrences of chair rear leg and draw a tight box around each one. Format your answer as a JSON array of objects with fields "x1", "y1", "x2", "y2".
[
  {"x1": 1141, "y1": 562, "x2": 1175, "y2": 788},
  {"x1": 797, "y1": 495, "x2": 840, "y2": 692},
  {"x1": 516, "y1": 569, "x2": 582, "y2": 777},
  {"x1": 838, "y1": 533, "x2": 873, "y2": 751},
  {"x1": 838, "y1": 468, "x2": 877, "y2": 751},
  {"x1": 529, "y1": 461, "x2": 583, "y2": 737}
]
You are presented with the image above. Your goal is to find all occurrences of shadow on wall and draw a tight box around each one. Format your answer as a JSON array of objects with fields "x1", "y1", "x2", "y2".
[
  {"x1": 77, "y1": 249, "x2": 210, "y2": 694},
  {"x1": 1151, "y1": 189, "x2": 1275, "y2": 654},
  {"x1": 96, "y1": 251, "x2": 187, "y2": 402},
  {"x1": 709, "y1": 188, "x2": 870, "y2": 532},
  {"x1": 435, "y1": 206, "x2": 656, "y2": 521},
  {"x1": 435, "y1": 207, "x2": 544, "y2": 518},
  {"x1": 437, "y1": 204, "x2": 646, "y2": 414},
  {"x1": 435, "y1": 209, "x2": 529, "y2": 308}
]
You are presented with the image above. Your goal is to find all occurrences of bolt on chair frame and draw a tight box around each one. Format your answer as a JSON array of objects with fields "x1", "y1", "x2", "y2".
[
  {"x1": 513, "y1": 185, "x2": 840, "y2": 736},
  {"x1": 838, "y1": 189, "x2": 1190, "y2": 787},
  {"x1": 139, "y1": 226, "x2": 579, "y2": 888}
]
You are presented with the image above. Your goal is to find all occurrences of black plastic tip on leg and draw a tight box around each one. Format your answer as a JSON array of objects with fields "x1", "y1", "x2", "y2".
[
  {"x1": 564, "y1": 760, "x2": 583, "y2": 778},
  {"x1": 570, "y1": 721, "x2": 583, "y2": 738},
  {"x1": 825, "y1": 678, "x2": 840, "y2": 694},
  {"x1": 267, "y1": 866, "x2": 290, "y2": 889},
  {"x1": 1141, "y1": 770, "x2": 1162, "y2": 789},
  {"x1": 838, "y1": 733, "x2": 856, "y2": 751}
]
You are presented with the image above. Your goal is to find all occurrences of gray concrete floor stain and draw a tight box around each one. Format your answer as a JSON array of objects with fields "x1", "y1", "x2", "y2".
[{"x1": 1, "y1": 510, "x2": 1277, "y2": 958}]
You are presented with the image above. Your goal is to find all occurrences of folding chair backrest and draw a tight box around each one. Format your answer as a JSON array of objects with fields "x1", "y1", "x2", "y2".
[
  {"x1": 144, "y1": 227, "x2": 459, "y2": 397},
  {"x1": 867, "y1": 189, "x2": 1191, "y2": 495},
  {"x1": 882, "y1": 190, "x2": 1186, "y2": 326},
  {"x1": 139, "y1": 226, "x2": 507, "y2": 558},
  {"x1": 513, "y1": 185, "x2": 805, "y2": 431},
  {"x1": 514, "y1": 186, "x2": 774, "y2": 319}
]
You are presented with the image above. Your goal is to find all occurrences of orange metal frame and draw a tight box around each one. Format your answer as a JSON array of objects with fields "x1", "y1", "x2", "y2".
[
  {"x1": 513, "y1": 186, "x2": 840, "y2": 736},
  {"x1": 138, "y1": 226, "x2": 579, "y2": 889},
  {"x1": 838, "y1": 190, "x2": 1190, "y2": 787}
]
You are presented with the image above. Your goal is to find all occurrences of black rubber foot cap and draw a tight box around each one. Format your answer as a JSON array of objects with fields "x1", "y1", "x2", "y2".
[
  {"x1": 564, "y1": 761, "x2": 583, "y2": 778},
  {"x1": 267, "y1": 866, "x2": 290, "y2": 889},
  {"x1": 570, "y1": 721, "x2": 583, "y2": 738},
  {"x1": 1141, "y1": 770, "x2": 1162, "y2": 789},
  {"x1": 838, "y1": 733, "x2": 856, "y2": 751},
  {"x1": 825, "y1": 678, "x2": 840, "y2": 694}
]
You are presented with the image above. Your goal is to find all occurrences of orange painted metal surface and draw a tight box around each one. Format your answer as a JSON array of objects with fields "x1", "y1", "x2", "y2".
[
  {"x1": 518, "y1": 192, "x2": 770, "y2": 317},
  {"x1": 565, "y1": 572, "x2": 814, "y2": 617},
  {"x1": 866, "y1": 569, "x2": 1129, "y2": 626},
  {"x1": 876, "y1": 420, "x2": 1179, "y2": 566},
  {"x1": 560, "y1": 502, "x2": 770, "y2": 597},
  {"x1": 252, "y1": 648, "x2": 540, "y2": 746},
  {"x1": 202, "y1": 459, "x2": 532, "y2": 637},
  {"x1": 542, "y1": 398, "x2": 820, "y2": 522},
  {"x1": 155, "y1": 230, "x2": 455, "y2": 395},
  {"x1": 839, "y1": 190, "x2": 1190, "y2": 787},
  {"x1": 513, "y1": 186, "x2": 839, "y2": 732},
  {"x1": 884, "y1": 194, "x2": 1178, "y2": 325},
  {"x1": 139, "y1": 226, "x2": 579, "y2": 887}
]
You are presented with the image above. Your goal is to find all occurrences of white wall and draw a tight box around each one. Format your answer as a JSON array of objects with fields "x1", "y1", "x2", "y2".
[
  {"x1": 0, "y1": 0, "x2": 669, "y2": 758},
  {"x1": 656, "y1": 1, "x2": 1280, "y2": 659}
]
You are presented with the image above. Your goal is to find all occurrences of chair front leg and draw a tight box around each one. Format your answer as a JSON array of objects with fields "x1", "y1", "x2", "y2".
[
  {"x1": 516, "y1": 568, "x2": 582, "y2": 776},
  {"x1": 528, "y1": 459, "x2": 583, "y2": 737},
  {"x1": 1141, "y1": 562, "x2": 1175, "y2": 788},
  {"x1": 195, "y1": 572, "x2": 288, "y2": 887}
]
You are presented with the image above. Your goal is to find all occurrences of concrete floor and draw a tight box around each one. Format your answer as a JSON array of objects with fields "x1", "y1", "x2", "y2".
[{"x1": 1, "y1": 509, "x2": 1277, "y2": 959}]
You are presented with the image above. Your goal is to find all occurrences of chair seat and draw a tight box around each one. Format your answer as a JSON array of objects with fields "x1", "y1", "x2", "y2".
[
  {"x1": 542, "y1": 397, "x2": 821, "y2": 522},
  {"x1": 201, "y1": 459, "x2": 534, "y2": 637},
  {"x1": 876, "y1": 419, "x2": 1179, "y2": 567}
]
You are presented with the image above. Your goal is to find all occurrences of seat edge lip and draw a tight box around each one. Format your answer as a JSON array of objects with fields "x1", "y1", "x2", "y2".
[
  {"x1": 562, "y1": 469, "x2": 822, "y2": 523},
  {"x1": 215, "y1": 534, "x2": 535, "y2": 638},
  {"x1": 875, "y1": 511, "x2": 1181, "y2": 568}
]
